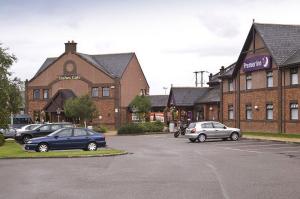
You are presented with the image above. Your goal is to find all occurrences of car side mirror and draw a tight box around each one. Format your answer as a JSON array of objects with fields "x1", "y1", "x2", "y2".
[
  {"x1": 54, "y1": 135, "x2": 59, "y2": 139},
  {"x1": 223, "y1": 126, "x2": 227, "y2": 129},
  {"x1": 36, "y1": 129, "x2": 40, "y2": 132}
]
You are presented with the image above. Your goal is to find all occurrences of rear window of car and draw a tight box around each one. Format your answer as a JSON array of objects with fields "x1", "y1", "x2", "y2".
[
  {"x1": 201, "y1": 123, "x2": 213, "y2": 128},
  {"x1": 188, "y1": 123, "x2": 196, "y2": 128}
]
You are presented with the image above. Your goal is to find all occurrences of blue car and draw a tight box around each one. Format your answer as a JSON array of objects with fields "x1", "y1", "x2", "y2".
[{"x1": 25, "y1": 128, "x2": 106, "y2": 152}]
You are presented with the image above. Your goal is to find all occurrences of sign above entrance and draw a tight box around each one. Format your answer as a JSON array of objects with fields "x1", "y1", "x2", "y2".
[
  {"x1": 243, "y1": 55, "x2": 272, "y2": 72},
  {"x1": 58, "y1": 75, "x2": 80, "y2": 80}
]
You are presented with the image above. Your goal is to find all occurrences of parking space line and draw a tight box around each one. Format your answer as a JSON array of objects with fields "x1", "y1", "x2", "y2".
[
  {"x1": 223, "y1": 147, "x2": 263, "y2": 154},
  {"x1": 233, "y1": 143, "x2": 295, "y2": 148}
]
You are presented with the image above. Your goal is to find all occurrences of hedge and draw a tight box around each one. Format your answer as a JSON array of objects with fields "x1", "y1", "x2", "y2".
[
  {"x1": 118, "y1": 121, "x2": 164, "y2": 134},
  {"x1": 0, "y1": 134, "x2": 5, "y2": 147},
  {"x1": 93, "y1": 125, "x2": 108, "y2": 133}
]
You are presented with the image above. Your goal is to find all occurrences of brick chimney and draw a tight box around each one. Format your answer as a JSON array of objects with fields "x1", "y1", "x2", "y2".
[
  {"x1": 65, "y1": 40, "x2": 77, "y2": 53},
  {"x1": 220, "y1": 66, "x2": 225, "y2": 74},
  {"x1": 209, "y1": 73, "x2": 213, "y2": 81}
]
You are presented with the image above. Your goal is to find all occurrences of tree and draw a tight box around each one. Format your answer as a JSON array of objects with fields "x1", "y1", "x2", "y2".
[
  {"x1": 0, "y1": 44, "x2": 20, "y2": 128},
  {"x1": 64, "y1": 95, "x2": 98, "y2": 127},
  {"x1": 129, "y1": 95, "x2": 151, "y2": 122}
]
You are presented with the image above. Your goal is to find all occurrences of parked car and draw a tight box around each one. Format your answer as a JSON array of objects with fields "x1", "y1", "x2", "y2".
[
  {"x1": 12, "y1": 114, "x2": 33, "y2": 129},
  {"x1": 25, "y1": 127, "x2": 106, "y2": 152},
  {"x1": 0, "y1": 128, "x2": 17, "y2": 139},
  {"x1": 15, "y1": 123, "x2": 73, "y2": 144},
  {"x1": 185, "y1": 121, "x2": 241, "y2": 143}
]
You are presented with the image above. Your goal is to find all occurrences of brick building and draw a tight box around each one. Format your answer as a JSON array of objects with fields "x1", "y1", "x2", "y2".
[
  {"x1": 220, "y1": 23, "x2": 300, "y2": 134},
  {"x1": 25, "y1": 41, "x2": 149, "y2": 129}
]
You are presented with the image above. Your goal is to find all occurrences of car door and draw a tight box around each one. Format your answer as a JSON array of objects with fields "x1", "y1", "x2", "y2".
[
  {"x1": 212, "y1": 122, "x2": 227, "y2": 138},
  {"x1": 70, "y1": 128, "x2": 90, "y2": 149},
  {"x1": 200, "y1": 122, "x2": 215, "y2": 138},
  {"x1": 50, "y1": 128, "x2": 73, "y2": 150}
]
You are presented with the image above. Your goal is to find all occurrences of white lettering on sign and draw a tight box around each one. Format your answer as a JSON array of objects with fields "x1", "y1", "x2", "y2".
[{"x1": 58, "y1": 75, "x2": 80, "y2": 80}]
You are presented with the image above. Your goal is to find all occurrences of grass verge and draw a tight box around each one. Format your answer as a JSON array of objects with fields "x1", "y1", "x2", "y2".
[
  {"x1": 243, "y1": 132, "x2": 300, "y2": 139},
  {"x1": 0, "y1": 140, "x2": 127, "y2": 159}
]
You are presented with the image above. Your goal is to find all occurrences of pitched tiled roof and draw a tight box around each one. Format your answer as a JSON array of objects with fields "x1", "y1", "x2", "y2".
[
  {"x1": 169, "y1": 87, "x2": 210, "y2": 106},
  {"x1": 33, "y1": 52, "x2": 134, "y2": 78},
  {"x1": 195, "y1": 86, "x2": 220, "y2": 104},
  {"x1": 148, "y1": 95, "x2": 168, "y2": 107},
  {"x1": 255, "y1": 23, "x2": 300, "y2": 66}
]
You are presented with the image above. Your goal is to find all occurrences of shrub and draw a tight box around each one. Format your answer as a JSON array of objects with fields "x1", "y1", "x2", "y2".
[
  {"x1": 118, "y1": 121, "x2": 164, "y2": 134},
  {"x1": 118, "y1": 123, "x2": 145, "y2": 134},
  {"x1": 0, "y1": 133, "x2": 5, "y2": 147},
  {"x1": 93, "y1": 125, "x2": 108, "y2": 133},
  {"x1": 140, "y1": 121, "x2": 164, "y2": 132}
]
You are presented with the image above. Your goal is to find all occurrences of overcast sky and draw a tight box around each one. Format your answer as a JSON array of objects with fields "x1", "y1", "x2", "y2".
[{"x1": 1, "y1": 0, "x2": 300, "y2": 94}]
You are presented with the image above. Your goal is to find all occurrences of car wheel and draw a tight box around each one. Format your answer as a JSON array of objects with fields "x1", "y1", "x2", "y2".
[
  {"x1": 198, "y1": 134, "x2": 206, "y2": 143},
  {"x1": 22, "y1": 135, "x2": 32, "y2": 144},
  {"x1": 189, "y1": 138, "x2": 196, "y2": 143},
  {"x1": 37, "y1": 143, "x2": 49, "y2": 152},
  {"x1": 87, "y1": 142, "x2": 97, "y2": 151},
  {"x1": 230, "y1": 132, "x2": 239, "y2": 141}
]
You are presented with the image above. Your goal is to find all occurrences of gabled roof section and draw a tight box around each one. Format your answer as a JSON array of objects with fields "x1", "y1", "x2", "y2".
[
  {"x1": 168, "y1": 87, "x2": 210, "y2": 106},
  {"x1": 148, "y1": 95, "x2": 168, "y2": 108},
  {"x1": 255, "y1": 23, "x2": 300, "y2": 66},
  {"x1": 32, "y1": 52, "x2": 135, "y2": 80},
  {"x1": 233, "y1": 22, "x2": 300, "y2": 76},
  {"x1": 195, "y1": 86, "x2": 220, "y2": 104},
  {"x1": 43, "y1": 89, "x2": 76, "y2": 112},
  {"x1": 77, "y1": 52, "x2": 134, "y2": 78},
  {"x1": 33, "y1": 57, "x2": 58, "y2": 78}
]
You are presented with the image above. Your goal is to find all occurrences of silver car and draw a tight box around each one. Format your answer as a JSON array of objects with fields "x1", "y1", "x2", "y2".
[{"x1": 185, "y1": 121, "x2": 241, "y2": 143}]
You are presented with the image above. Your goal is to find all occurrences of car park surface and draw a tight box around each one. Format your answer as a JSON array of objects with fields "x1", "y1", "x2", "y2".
[{"x1": 1, "y1": 134, "x2": 300, "y2": 199}]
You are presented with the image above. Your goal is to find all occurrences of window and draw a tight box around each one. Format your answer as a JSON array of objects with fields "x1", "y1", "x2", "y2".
[
  {"x1": 102, "y1": 87, "x2": 110, "y2": 97},
  {"x1": 74, "y1": 129, "x2": 87, "y2": 136},
  {"x1": 39, "y1": 125, "x2": 51, "y2": 131},
  {"x1": 57, "y1": 129, "x2": 73, "y2": 137},
  {"x1": 33, "y1": 89, "x2": 40, "y2": 100},
  {"x1": 290, "y1": 68, "x2": 298, "y2": 85},
  {"x1": 290, "y1": 103, "x2": 299, "y2": 120},
  {"x1": 228, "y1": 79, "x2": 234, "y2": 91},
  {"x1": 201, "y1": 123, "x2": 213, "y2": 128},
  {"x1": 246, "y1": 105, "x2": 252, "y2": 120},
  {"x1": 51, "y1": 124, "x2": 61, "y2": 131},
  {"x1": 266, "y1": 104, "x2": 273, "y2": 120},
  {"x1": 92, "y1": 87, "x2": 99, "y2": 97},
  {"x1": 212, "y1": 122, "x2": 225, "y2": 129},
  {"x1": 43, "y1": 89, "x2": 49, "y2": 99},
  {"x1": 246, "y1": 74, "x2": 252, "y2": 90},
  {"x1": 266, "y1": 71, "x2": 273, "y2": 88},
  {"x1": 228, "y1": 105, "x2": 234, "y2": 120}
]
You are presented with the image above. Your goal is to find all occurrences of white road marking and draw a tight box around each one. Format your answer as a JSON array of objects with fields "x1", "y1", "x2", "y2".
[
  {"x1": 206, "y1": 163, "x2": 230, "y2": 199},
  {"x1": 223, "y1": 147, "x2": 263, "y2": 154}
]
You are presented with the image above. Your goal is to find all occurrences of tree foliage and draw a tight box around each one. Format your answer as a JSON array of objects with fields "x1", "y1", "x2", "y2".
[
  {"x1": 129, "y1": 95, "x2": 151, "y2": 121},
  {"x1": 0, "y1": 44, "x2": 21, "y2": 128},
  {"x1": 64, "y1": 95, "x2": 98, "y2": 126}
]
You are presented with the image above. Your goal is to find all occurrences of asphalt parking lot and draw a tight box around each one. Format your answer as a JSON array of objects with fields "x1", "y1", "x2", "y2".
[{"x1": 1, "y1": 134, "x2": 300, "y2": 199}]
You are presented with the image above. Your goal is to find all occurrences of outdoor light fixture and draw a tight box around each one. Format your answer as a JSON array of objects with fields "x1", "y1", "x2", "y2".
[
  {"x1": 209, "y1": 106, "x2": 213, "y2": 111},
  {"x1": 254, "y1": 105, "x2": 259, "y2": 110}
]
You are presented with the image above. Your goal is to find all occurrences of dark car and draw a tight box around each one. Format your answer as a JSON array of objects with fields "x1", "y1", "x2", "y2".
[
  {"x1": 15, "y1": 123, "x2": 73, "y2": 144},
  {"x1": 25, "y1": 128, "x2": 106, "y2": 152}
]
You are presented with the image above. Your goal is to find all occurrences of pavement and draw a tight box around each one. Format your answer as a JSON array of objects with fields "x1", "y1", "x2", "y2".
[
  {"x1": 1, "y1": 134, "x2": 300, "y2": 199},
  {"x1": 243, "y1": 135, "x2": 300, "y2": 143}
]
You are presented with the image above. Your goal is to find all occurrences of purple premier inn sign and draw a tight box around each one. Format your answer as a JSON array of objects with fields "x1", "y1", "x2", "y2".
[{"x1": 243, "y1": 55, "x2": 272, "y2": 72}]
